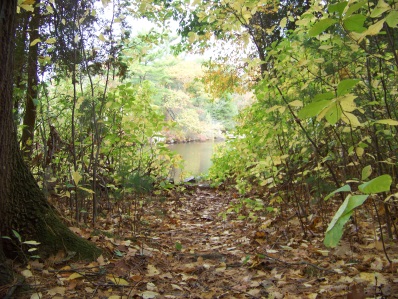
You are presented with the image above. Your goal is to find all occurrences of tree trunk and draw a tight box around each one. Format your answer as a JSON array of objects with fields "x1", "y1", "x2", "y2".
[
  {"x1": 0, "y1": 0, "x2": 101, "y2": 289},
  {"x1": 21, "y1": 0, "x2": 40, "y2": 157}
]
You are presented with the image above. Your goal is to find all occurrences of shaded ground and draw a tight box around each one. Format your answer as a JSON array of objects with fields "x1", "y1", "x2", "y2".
[{"x1": 7, "y1": 186, "x2": 398, "y2": 298}]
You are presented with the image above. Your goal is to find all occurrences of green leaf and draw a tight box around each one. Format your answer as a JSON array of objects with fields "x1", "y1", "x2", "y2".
[
  {"x1": 324, "y1": 184, "x2": 351, "y2": 201},
  {"x1": 298, "y1": 100, "x2": 330, "y2": 119},
  {"x1": 337, "y1": 79, "x2": 360, "y2": 96},
  {"x1": 375, "y1": 119, "x2": 398, "y2": 126},
  {"x1": 175, "y1": 242, "x2": 182, "y2": 251},
  {"x1": 23, "y1": 240, "x2": 41, "y2": 246},
  {"x1": 345, "y1": 0, "x2": 367, "y2": 17},
  {"x1": 370, "y1": 0, "x2": 390, "y2": 18},
  {"x1": 321, "y1": 102, "x2": 342, "y2": 125},
  {"x1": 361, "y1": 165, "x2": 372, "y2": 181},
  {"x1": 12, "y1": 230, "x2": 22, "y2": 242},
  {"x1": 363, "y1": 18, "x2": 385, "y2": 36},
  {"x1": 343, "y1": 14, "x2": 366, "y2": 32},
  {"x1": 309, "y1": 19, "x2": 338, "y2": 37},
  {"x1": 328, "y1": 1, "x2": 348, "y2": 16},
  {"x1": 30, "y1": 38, "x2": 41, "y2": 46},
  {"x1": 358, "y1": 174, "x2": 392, "y2": 194},
  {"x1": 324, "y1": 194, "x2": 368, "y2": 247},
  {"x1": 386, "y1": 10, "x2": 398, "y2": 27}
]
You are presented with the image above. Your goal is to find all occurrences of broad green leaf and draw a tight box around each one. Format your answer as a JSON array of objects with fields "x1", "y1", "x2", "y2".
[
  {"x1": 30, "y1": 39, "x2": 41, "y2": 46},
  {"x1": 309, "y1": 19, "x2": 337, "y2": 37},
  {"x1": 362, "y1": 165, "x2": 372, "y2": 180},
  {"x1": 298, "y1": 100, "x2": 330, "y2": 119},
  {"x1": 386, "y1": 10, "x2": 398, "y2": 27},
  {"x1": 324, "y1": 194, "x2": 368, "y2": 247},
  {"x1": 337, "y1": 79, "x2": 360, "y2": 96},
  {"x1": 343, "y1": 14, "x2": 366, "y2": 32},
  {"x1": 320, "y1": 102, "x2": 342, "y2": 125},
  {"x1": 358, "y1": 174, "x2": 392, "y2": 194},
  {"x1": 328, "y1": 1, "x2": 348, "y2": 16},
  {"x1": 324, "y1": 184, "x2": 351, "y2": 201},
  {"x1": 344, "y1": 195, "x2": 369, "y2": 214},
  {"x1": 375, "y1": 119, "x2": 398, "y2": 126},
  {"x1": 72, "y1": 171, "x2": 82, "y2": 185},
  {"x1": 370, "y1": 0, "x2": 390, "y2": 18}
]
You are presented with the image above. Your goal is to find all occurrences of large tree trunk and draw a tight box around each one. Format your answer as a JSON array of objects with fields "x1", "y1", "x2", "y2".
[{"x1": 0, "y1": 0, "x2": 101, "y2": 289}]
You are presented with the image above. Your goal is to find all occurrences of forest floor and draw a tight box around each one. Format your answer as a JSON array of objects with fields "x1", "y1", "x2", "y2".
[{"x1": 12, "y1": 185, "x2": 398, "y2": 298}]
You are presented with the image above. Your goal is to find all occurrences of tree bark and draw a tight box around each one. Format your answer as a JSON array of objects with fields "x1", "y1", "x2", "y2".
[{"x1": 0, "y1": 0, "x2": 101, "y2": 289}]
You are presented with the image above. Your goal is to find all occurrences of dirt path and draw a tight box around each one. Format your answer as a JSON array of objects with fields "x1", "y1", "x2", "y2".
[{"x1": 15, "y1": 186, "x2": 398, "y2": 298}]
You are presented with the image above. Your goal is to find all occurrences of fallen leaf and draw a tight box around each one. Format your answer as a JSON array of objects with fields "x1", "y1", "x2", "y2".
[
  {"x1": 30, "y1": 293, "x2": 42, "y2": 299},
  {"x1": 140, "y1": 290, "x2": 159, "y2": 299},
  {"x1": 147, "y1": 264, "x2": 160, "y2": 276},
  {"x1": 47, "y1": 286, "x2": 66, "y2": 296},
  {"x1": 21, "y1": 269, "x2": 33, "y2": 278},
  {"x1": 67, "y1": 272, "x2": 83, "y2": 280},
  {"x1": 107, "y1": 275, "x2": 129, "y2": 286}
]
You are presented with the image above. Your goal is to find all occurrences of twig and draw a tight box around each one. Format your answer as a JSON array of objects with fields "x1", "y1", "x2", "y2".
[{"x1": 260, "y1": 253, "x2": 336, "y2": 274}]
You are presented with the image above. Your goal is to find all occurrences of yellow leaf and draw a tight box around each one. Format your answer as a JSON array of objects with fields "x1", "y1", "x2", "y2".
[
  {"x1": 147, "y1": 264, "x2": 160, "y2": 276},
  {"x1": 21, "y1": 269, "x2": 33, "y2": 278},
  {"x1": 45, "y1": 38, "x2": 56, "y2": 44},
  {"x1": 72, "y1": 170, "x2": 82, "y2": 185},
  {"x1": 47, "y1": 286, "x2": 66, "y2": 296},
  {"x1": 375, "y1": 119, "x2": 398, "y2": 126},
  {"x1": 20, "y1": 4, "x2": 34, "y2": 12},
  {"x1": 98, "y1": 33, "x2": 106, "y2": 42},
  {"x1": 67, "y1": 272, "x2": 83, "y2": 280},
  {"x1": 78, "y1": 186, "x2": 95, "y2": 194},
  {"x1": 107, "y1": 276, "x2": 129, "y2": 286},
  {"x1": 30, "y1": 38, "x2": 41, "y2": 46},
  {"x1": 289, "y1": 100, "x2": 303, "y2": 107}
]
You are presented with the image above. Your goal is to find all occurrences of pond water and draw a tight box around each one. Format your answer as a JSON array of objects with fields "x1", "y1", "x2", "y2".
[{"x1": 168, "y1": 140, "x2": 223, "y2": 182}]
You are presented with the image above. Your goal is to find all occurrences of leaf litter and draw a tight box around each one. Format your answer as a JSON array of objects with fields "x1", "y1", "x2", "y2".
[{"x1": 12, "y1": 186, "x2": 398, "y2": 298}]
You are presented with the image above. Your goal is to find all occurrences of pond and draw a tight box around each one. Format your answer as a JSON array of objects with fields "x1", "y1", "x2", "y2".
[{"x1": 168, "y1": 140, "x2": 223, "y2": 182}]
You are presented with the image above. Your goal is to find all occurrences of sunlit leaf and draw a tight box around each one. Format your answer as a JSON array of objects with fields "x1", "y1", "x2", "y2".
[
  {"x1": 343, "y1": 14, "x2": 366, "y2": 32},
  {"x1": 386, "y1": 10, "x2": 398, "y2": 27},
  {"x1": 324, "y1": 194, "x2": 368, "y2": 247},
  {"x1": 107, "y1": 276, "x2": 129, "y2": 286},
  {"x1": 30, "y1": 39, "x2": 41, "y2": 46},
  {"x1": 45, "y1": 38, "x2": 56, "y2": 44},
  {"x1": 358, "y1": 174, "x2": 392, "y2": 194},
  {"x1": 370, "y1": 0, "x2": 390, "y2": 18},
  {"x1": 375, "y1": 119, "x2": 398, "y2": 126},
  {"x1": 361, "y1": 165, "x2": 372, "y2": 181},
  {"x1": 337, "y1": 79, "x2": 360, "y2": 96},
  {"x1": 298, "y1": 100, "x2": 330, "y2": 119},
  {"x1": 72, "y1": 171, "x2": 82, "y2": 185},
  {"x1": 309, "y1": 18, "x2": 337, "y2": 37},
  {"x1": 67, "y1": 272, "x2": 83, "y2": 280}
]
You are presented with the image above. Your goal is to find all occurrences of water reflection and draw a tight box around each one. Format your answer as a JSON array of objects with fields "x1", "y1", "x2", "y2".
[{"x1": 168, "y1": 140, "x2": 222, "y2": 182}]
